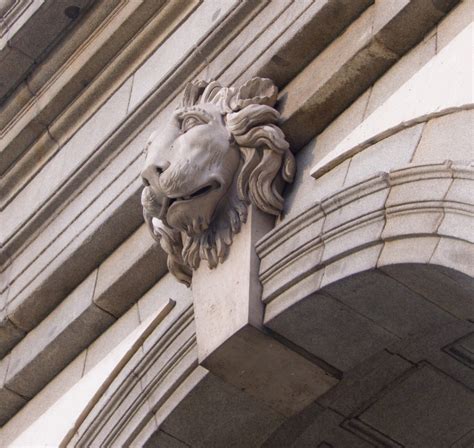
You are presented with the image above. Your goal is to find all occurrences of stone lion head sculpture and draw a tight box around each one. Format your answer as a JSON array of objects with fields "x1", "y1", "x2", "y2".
[{"x1": 141, "y1": 77, "x2": 295, "y2": 286}]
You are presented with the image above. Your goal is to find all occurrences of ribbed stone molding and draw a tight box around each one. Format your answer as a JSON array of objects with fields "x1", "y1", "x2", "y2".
[{"x1": 257, "y1": 160, "x2": 474, "y2": 322}]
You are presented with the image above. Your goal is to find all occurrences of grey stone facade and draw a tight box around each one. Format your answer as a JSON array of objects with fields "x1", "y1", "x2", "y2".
[{"x1": 0, "y1": 0, "x2": 472, "y2": 446}]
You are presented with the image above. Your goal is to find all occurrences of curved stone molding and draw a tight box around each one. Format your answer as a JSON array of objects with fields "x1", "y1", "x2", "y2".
[
  {"x1": 257, "y1": 160, "x2": 474, "y2": 321},
  {"x1": 141, "y1": 78, "x2": 295, "y2": 286},
  {"x1": 72, "y1": 305, "x2": 196, "y2": 447}
]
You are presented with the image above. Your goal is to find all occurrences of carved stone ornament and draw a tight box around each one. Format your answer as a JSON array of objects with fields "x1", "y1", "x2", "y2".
[{"x1": 141, "y1": 77, "x2": 295, "y2": 286}]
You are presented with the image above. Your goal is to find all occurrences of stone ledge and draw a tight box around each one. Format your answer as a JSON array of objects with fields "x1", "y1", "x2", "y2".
[
  {"x1": 279, "y1": 0, "x2": 460, "y2": 151},
  {"x1": 0, "y1": 273, "x2": 188, "y2": 430},
  {"x1": 0, "y1": 0, "x2": 187, "y2": 177}
]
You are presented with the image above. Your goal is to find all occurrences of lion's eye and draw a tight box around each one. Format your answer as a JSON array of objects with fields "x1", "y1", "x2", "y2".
[{"x1": 181, "y1": 114, "x2": 207, "y2": 133}]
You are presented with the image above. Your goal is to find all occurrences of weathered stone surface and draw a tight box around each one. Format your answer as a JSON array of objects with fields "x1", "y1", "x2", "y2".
[
  {"x1": 254, "y1": 0, "x2": 373, "y2": 87},
  {"x1": 159, "y1": 370, "x2": 285, "y2": 448},
  {"x1": 5, "y1": 272, "x2": 115, "y2": 398},
  {"x1": 267, "y1": 291, "x2": 398, "y2": 372},
  {"x1": 144, "y1": 430, "x2": 189, "y2": 448},
  {"x1": 389, "y1": 320, "x2": 474, "y2": 390},
  {"x1": 93, "y1": 224, "x2": 167, "y2": 317},
  {"x1": 365, "y1": 33, "x2": 436, "y2": 116},
  {"x1": 2, "y1": 78, "x2": 133, "y2": 245},
  {"x1": 8, "y1": 179, "x2": 143, "y2": 332},
  {"x1": 413, "y1": 109, "x2": 474, "y2": 163},
  {"x1": 436, "y1": 0, "x2": 473, "y2": 50},
  {"x1": 378, "y1": 236, "x2": 440, "y2": 266},
  {"x1": 291, "y1": 408, "x2": 376, "y2": 448},
  {"x1": 311, "y1": 22, "x2": 472, "y2": 179},
  {"x1": 431, "y1": 237, "x2": 474, "y2": 277},
  {"x1": 323, "y1": 269, "x2": 456, "y2": 339},
  {"x1": 0, "y1": 312, "x2": 25, "y2": 359},
  {"x1": 381, "y1": 264, "x2": 474, "y2": 320},
  {"x1": 359, "y1": 364, "x2": 474, "y2": 448},
  {"x1": 343, "y1": 124, "x2": 424, "y2": 187},
  {"x1": 128, "y1": 0, "x2": 239, "y2": 110},
  {"x1": 82, "y1": 304, "x2": 141, "y2": 375},
  {"x1": 0, "y1": 351, "x2": 86, "y2": 446},
  {"x1": 318, "y1": 350, "x2": 412, "y2": 416},
  {"x1": 0, "y1": 354, "x2": 26, "y2": 427}
]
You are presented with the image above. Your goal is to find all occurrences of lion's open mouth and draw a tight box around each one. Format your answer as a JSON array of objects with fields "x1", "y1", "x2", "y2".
[
  {"x1": 167, "y1": 181, "x2": 220, "y2": 207},
  {"x1": 158, "y1": 181, "x2": 222, "y2": 223}
]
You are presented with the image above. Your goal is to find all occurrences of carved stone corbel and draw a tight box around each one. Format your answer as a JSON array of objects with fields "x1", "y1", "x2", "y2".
[{"x1": 141, "y1": 77, "x2": 295, "y2": 285}]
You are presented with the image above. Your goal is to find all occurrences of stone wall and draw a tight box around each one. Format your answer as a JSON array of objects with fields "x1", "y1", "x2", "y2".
[{"x1": 0, "y1": 0, "x2": 472, "y2": 446}]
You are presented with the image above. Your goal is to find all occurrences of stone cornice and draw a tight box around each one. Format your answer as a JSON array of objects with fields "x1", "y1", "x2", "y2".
[{"x1": 0, "y1": 0, "x2": 190, "y2": 179}]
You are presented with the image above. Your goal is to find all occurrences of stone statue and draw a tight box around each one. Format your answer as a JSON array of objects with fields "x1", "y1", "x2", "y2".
[{"x1": 141, "y1": 77, "x2": 295, "y2": 286}]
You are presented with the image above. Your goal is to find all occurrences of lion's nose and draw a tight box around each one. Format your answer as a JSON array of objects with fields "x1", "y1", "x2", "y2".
[{"x1": 141, "y1": 161, "x2": 170, "y2": 188}]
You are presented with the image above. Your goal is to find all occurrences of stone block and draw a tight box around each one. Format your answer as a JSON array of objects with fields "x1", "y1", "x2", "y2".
[
  {"x1": 254, "y1": 0, "x2": 373, "y2": 87},
  {"x1": 373, "y1": 0, "x2": 457, "y2": 55},
  {"x1": 8, "y1": 179, "x2": 143, "y2": 332},
  {"x1": 9, "y1": 0, "x2": 90, "y2": 60},
  {"x1": 313, "y1": 90, "x2": 372, "y2": 165},
  {"x1": 291, "y1": 408, "x2": 376, "y2": 448},
  {"x1": 382, "y1": 208, "x2": 444, "y2": 240},
  {"x1": 267, "y1": 291, "x2": 398, "y2": 372},
  {"x1": 204, "y1": 0, "x2": 288, "y2": 85},
  {"x1": 0, "y1": 46, "x2": 32, "y2": 104},
  {"x1": 83, "y1": 304, "x2": 141, "y2": 375},
  {"x1": 344, "y1": 124, "x2": 423, "y2": 187},
  {"x1": 446, "y1": 177, "x2": 474, "y2": 206},
  {"x1": 365, "y1": 35, "x2": 436, "y2": 116},
  {"x1": 386, "y1": 177, "x2": 452, "y2": 208},
  {"x1": 391, "y1": 320, "x2": 474, "y2": 390},
  {"x1": 0, "y1": 351, "x2": 86, "y2": 446},
  {"x1": 323, "y1": 269, "x2": 455, "y2": 338},
  {"x1": 203, "y1": 326, "x2": 337, "y2": 417},
  {"x1": 144, "y1": 430, "x2": 189, "y2": 448},
  {"x1": 5, "y1": 272, "x2": 115, "y2": 398},
  {"x1": 159, "y1": 370, "x2": 285, "y2": 448},
  {"x1": 220, "y1": 0, "x2": 310, "y2": 86},
  {"x1": 282, "y1": 147, "x2": 350, "y2": 222},
  {"x1": 318, "y1": 350, "x2": 412, "y2": 416},
  {"x1": 378, "y1": 236, "x2": 440, "y2": 266},
  {"x1": 320, "y1": 243, "x2": 382, "y2": 289},
  {"x1": 382, "y1": 263, "x2": 474, "y2": 320},
  {"x1": 93, "y1": 224, "x2": 167, "y2": 317},
  {"x1": 413, "y1": 110, "x2": 474, "y2": 163},
  {"x1": 259, "y1": 211, "x2": 324, "y2": 278},
  {"x1": 192, "y1": 206, "x2": 272, "y2": 361},
  {"x1": 0, "y1": 311, "x2": 25, "y2": 360},
  {"x1": 262, "y1": 245, "x2": 324, "y2": 305},
  {"x1": 128, "y1": 0, "x2": 238, "y2": 110},
  {"x1": 260, "y1": 402, "x2": 325, "y2": 448},
  {"x1": 438, "y1": 209, "x2": 474, "y2": 243},
  {"x1": 322, "y1": 184, "x2": 389, "y2": 234},
  {"x1": 321, "y1": 220, "x2": 384, "y2": 264},
  {"x1": 0, "y1": 354, "x2": 26, "y2": 426},
  {"x1": 137, "y1": 272, "x2": 192, "y2": 322},
  {"x1": 359, "y1": 364, "x2": 474, "y2": 448},
  {"x1": 311, "y1": 23, "x2": 472, "y2": 180},
  {"x1": 431, "y1": 237, "x2": 474, "y2": 277},
  {"x1": 2, "y1": 77, "x2": 133, "y2": 246},
  {"x1": 280, "y1": 6, "x2": 400, "y2": 151}
]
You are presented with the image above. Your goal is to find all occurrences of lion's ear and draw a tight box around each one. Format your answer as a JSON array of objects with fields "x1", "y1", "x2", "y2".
[{"x1": 231, "y1": 78, "x2": 278, "y2": 110}]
